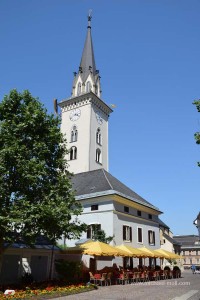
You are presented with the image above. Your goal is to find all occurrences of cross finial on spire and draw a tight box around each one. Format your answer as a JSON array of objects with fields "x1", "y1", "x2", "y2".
[{"x1": 88, "y1": 9, "x2": 92, "y2": 28}]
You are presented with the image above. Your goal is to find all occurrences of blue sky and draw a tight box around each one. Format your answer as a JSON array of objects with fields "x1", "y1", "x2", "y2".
[{"x1": 0, "y1": 0, "x2": 200, "y2": 236}]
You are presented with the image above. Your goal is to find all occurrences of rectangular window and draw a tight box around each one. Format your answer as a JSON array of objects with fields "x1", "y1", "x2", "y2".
[
  {"x1": 148, "y1": 214, "x2": 152, "y2": 219},
  {"x1": 196, "y1": 251, "x2": 198, "y2": 256},
  {"x1": 87, "y1": 224, "x2": 101, "y2": 239},
  {"x1": 91, "y1": 205, "x2": 98, "y2": 211},
  {"x1": 124, "y1": 206, "x2": 129, "y2": 213},
  {"x1": 148, "y1": 230, "x2": 155, "y2": 245},
  {"x1": 137, "y1": 210, "x2": 141, "y2": 217},
  {"x1": 123, "y1": 225, "x2": 132, "y2": 242},
  {"x1": 137, "y1": 227, "x2": 143, "y2": 243}
]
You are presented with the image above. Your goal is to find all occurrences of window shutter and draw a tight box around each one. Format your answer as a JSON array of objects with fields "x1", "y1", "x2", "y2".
[
  {"x1": 138, "y1": 228, "x2": 142, "y2": 243},
  {"x1": 130, "y1": 227, "x2": 132, "y2": 241},
  {"x1": 87, "y1": 227, "x2": 91, "y2": 239},
  {"x1": 123, "y1": 226, "x2": 126, "y2": 240},
  {"x1": 148, "y1": 230, "x2": 151, "y2": 244},
  {"x1": 153, "y1": 231, "x2": 155, "y2": 244}
]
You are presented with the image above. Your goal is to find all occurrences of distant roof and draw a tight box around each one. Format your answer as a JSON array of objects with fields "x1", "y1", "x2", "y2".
[
  {"x1": 163, "y1": 233, "x2": 181, "y2": 245},
  {"x1": 5, "y1": 243, "x2": 60, "y2": 250},
  {"x1": 5, "y1": 235, "x2": 60, "y2": 250},
  {"x1": 173, "y1": 235, "x2": 200, "y2": 247},
  {"x1": 72, "y1": 168, "x2": 161, "y2": 212}
]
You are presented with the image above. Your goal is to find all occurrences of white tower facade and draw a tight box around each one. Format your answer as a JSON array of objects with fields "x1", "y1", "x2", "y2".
[
  {"x1": 59, "y1": 15, "x2": 112, "y2": 174},
  {"x1": 194, "y1": 212, "x2": 200, "y2": 239}
]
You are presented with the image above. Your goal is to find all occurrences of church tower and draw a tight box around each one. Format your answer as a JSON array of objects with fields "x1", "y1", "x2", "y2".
[{"x1": 59, "y1": 13, "x2": 113, "y2": 174}]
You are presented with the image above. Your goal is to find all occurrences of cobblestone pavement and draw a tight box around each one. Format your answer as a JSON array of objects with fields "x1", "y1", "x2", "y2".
[{"x1": 52, "y1": 271, "x2": 200, "y2": 300}]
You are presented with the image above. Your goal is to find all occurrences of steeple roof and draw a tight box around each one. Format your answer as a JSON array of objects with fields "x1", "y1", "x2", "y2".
[{"x1": 79, "y1": 14, "x2": 97, "y2": 82}]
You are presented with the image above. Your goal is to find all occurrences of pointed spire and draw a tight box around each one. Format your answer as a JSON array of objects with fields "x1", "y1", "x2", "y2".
[
  {"x1": 71, "y1": 11, "x2": 102, "y2": 98},
  {"x1": 79, "y1": 10, "x2": 96, "y2": 82}
]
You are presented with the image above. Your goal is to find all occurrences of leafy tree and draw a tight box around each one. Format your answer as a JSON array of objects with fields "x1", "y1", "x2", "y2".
[
  {"x1": 0, "y1": 90, "x2": 86, "y2": 265},
  {"x1": 193, "y1": 100, "x2": 200, "y2": 166},
  {"x1": 90, "y1": 225, "x2": 114, "y2": 244}
]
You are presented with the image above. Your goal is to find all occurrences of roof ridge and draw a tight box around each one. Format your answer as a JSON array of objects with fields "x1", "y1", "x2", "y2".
[{"x1": 102, "y1": 169, "x2": 113, "y2": 190}]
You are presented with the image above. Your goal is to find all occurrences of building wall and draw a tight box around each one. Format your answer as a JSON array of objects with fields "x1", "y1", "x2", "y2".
[
  {"x1": 89, "y1": 103, "x2": 109, "y2": 171},
  {"x1": 113, "y1": 212, "x2": 160, "y2": 249},
  {"x1": 61, "y1": 99, "x2": 91, "y2": 173},
  {"x1": 66, "y1": 197, "x2": 114, "y2": 247},
  {"x1": 60, "y1": 94, "x2": 109, "y2": 174},
  {"x1": 65, "y1": 196, "x2": 160, "y2": 251},
  {"x1": 181, "y1": 248, "x2": 200, "y2": 267},
  {"x1": 1, "y1": 248, "x2": 56, "y2": 284}
]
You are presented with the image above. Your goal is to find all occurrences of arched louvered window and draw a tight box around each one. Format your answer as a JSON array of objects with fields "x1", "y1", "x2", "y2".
[
  {"x1": 70, "y1": 146, "x2": 77, "y2": 160},
  {"x1": 95, "y1": 85, "x2": 98, "y2": 95},
  {"x1": 96, "y1": 128, "x2": 101, "y2": 145},
  {"x1": 86, "y1": 81, "x2": 91, "y2": 93},
  {"x1": 96, "y1": 148, "x2": 101, "y2": 164},
  {"x1": 71, "y1": 125, "x2": 78, "y2": 142},
  {"x1": 77, "y1": 82, "x2": 81, "y2": 96}
]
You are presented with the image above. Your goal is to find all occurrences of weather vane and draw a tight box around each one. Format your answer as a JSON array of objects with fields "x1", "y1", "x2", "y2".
[{"x1": 88, "y1": 9, "x2": 92, "y2": 27}]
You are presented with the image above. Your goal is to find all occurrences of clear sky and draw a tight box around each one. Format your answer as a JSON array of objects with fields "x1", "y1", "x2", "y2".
[{"x1": 0, "y1": 0, "x2": 200, "y2": 236}]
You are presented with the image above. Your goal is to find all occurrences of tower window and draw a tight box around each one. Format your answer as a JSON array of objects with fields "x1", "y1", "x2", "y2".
[
  {"x1": 77, "y1": 82, "x2": 81, "y2": 96},
  {"x1": 123, "y1": 225, "x2": 132, "y2": 242},
  {"x1": 96, "y1": 148, "x2": 101, "y2": 164},
  {"x1": 86, "y1": 81, "x2": 91, "y2": 92},
  {"x1": 87, "y1": 224, "x2": 101, "y2": 239},
  {"x1": 96, "y1": 128, "x2": 102, "y2": 145},
  {"x1": 137, "y1": 227, "x2": 143, "y2": 243},
  {"x1": 95, "y1": 85, "x2": 98, "y2": 95},
  {"x1": 69, "y1": 146, "x2": 77, "y2": 160},
  {"x1": 124, "y1": 206, "x2": 129, "y2": 213},
  {"x1": 71, "y1": 125, "x2": 78, "y2": 142},
  {"x1": 148, "y1": 230, "x2": 155, "y2": 245},
  {"x1": 91, "y1": 204, "x2": 98, "y2": 211}
]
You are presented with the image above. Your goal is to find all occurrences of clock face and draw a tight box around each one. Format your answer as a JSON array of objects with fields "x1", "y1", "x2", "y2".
[
  {"x1": 69, "y1": 109, "x2": 81, "y2": 121},
  {"x1": 96, "y1": 111, "x2": 103, "y2": 125}
]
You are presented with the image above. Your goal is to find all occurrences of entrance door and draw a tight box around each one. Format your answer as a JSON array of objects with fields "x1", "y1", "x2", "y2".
[
  {"x1": 89, "y1": 258, "x2": 96, "y2": 273},
  {"x1": 30, "y1": 256, "x2": 48, "y2": 282},
  {"x1": 1, "y1": 255, "x2": 20, "y2": 284}
]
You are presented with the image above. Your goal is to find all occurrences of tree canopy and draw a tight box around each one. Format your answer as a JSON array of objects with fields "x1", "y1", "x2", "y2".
[
  {"x1": 0, "y1": 89, "x2": 86, "y2": 255},
  {"x1": 193, "y1": 100, "x2": 200, "y2": 166}
]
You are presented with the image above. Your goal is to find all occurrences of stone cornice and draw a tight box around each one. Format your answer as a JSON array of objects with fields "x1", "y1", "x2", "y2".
[{"x1": 58, "y1": 91, "x2": 113, "y2": 116}]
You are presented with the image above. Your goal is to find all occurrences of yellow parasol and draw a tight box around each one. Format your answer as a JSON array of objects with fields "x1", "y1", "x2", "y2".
[
  {"x1": 115, "y1": 244, "x2": 146, "y2": 257},
  {"x1": 64, "y1": 241, "x2": 129, "y2": 256},
  {"x1": 152, "y1": 249, "x2": 170, "y2": 258},
  {"x1": 138, "y1": 246, "x2": 158, "y2": 257},
  {"x1": 153, "y1": 249, "x2": 183, "y2": 259}
]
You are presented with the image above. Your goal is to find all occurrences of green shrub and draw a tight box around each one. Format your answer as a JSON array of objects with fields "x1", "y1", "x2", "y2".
[{"x1": 55, "y1": 259, "x2": 82, "y2": 280}]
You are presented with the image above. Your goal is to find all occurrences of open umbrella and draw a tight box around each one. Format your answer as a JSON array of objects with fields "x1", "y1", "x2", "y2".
[
  {"x1": 65, "y1": 241, "x2": 129, "y2": 256},
  {"x1": 138, "y1": 246, "x2": 157, "y2": 257},
  {"x1": 153, "y1": 249, "x2": 183, "y2": 259},
  {"x1": 152, "y1": 249, "x2": 170, "y2": 258},
  {"x1": 115, "y1": 244, "x2": 146, "y2": 257}
]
